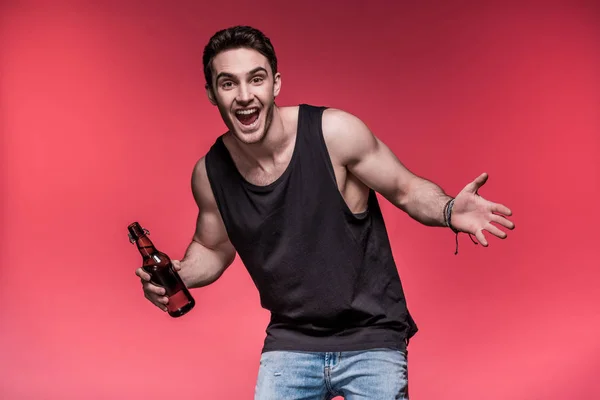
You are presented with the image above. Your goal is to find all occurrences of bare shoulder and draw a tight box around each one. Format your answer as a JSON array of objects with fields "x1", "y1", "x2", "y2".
[
  {"x1": 281, "y1": 105, "x2": 300, "y2": 115},
  {"x1": 280, "y1": 105, "x2": 300, "y2": 129},
  {"x1": 322, "y1": 108, "x2": 377, "y2": 166}
]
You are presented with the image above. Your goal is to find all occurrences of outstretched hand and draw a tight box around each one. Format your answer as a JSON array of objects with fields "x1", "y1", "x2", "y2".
[{"x1": 450, "y1": 173, "x2": 515, "y2": 246}]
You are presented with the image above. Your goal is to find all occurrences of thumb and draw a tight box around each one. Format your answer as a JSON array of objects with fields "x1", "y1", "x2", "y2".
[
  {"x1": 172, "y1": 260, "x2": 182, "y2": 271},
  {"x1": 463, "y1": 172, "x2": 488, "y2": 194}
]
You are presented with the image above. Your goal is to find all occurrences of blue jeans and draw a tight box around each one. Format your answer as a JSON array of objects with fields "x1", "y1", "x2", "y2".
[{"x1": 254, "y1": 348, "x2": 409, "y2": 399}]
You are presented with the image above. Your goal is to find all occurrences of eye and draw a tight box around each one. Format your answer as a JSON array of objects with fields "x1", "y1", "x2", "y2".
[
  {"x1": 220, "y1": 81, "x2": 234, "y2": 90},
  {"x1": 251, "y1": 76, "x2": 264, "y2": 84}
]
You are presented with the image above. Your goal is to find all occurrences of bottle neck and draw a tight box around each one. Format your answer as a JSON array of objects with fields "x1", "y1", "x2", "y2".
[{"x1": 136, "y1": 236, "x2": 157, "y2": 258}]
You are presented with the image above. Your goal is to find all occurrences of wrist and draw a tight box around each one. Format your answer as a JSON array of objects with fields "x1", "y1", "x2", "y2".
[{"x1": 443, "y1": 198, "x2": 460, "y2": 233}]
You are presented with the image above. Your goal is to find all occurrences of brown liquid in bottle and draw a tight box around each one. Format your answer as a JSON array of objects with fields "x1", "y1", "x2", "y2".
[{"x1": 128, "y1": 222, "x2": 195, "y2": 317}]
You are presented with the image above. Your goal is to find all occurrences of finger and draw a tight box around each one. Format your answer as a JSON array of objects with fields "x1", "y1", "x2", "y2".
[
  {"x1": 155, "y1": 296, "x2": 169, "y2": 311},
  {"x1": 475, "y1": 229, "x2": 488, "y2": 247},
  {"x1": 172, "y1": 260, "x2": 182, "y2": 271},
  {"x1": 135, "y1": 268, "x2": 151, "y2": 281},
  {"x1": 143, "y1": 282, "x2": 166, "y2": 296},
  {"x1": 492, "y1": 203, "x2": 512, "y2": 217},
  {"x1": 485, "y1": 223, "x2": 508, "y2": 239},
  {"x1": 464, "y1": 172, "x2": 488, "y2": 194},
  {"x1": 491, "y1": 214, "x2": 515, "y2": 230},
  {"x1": 144, "y1": 292, "x2": 169, "y2": 311}
]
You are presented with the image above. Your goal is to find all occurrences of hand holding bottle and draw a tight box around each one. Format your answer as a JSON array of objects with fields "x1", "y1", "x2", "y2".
[
  {"x1": 135, "y1": 260, "x2": 179, "y2": 312},
  {"x1": 129, "y1": 222, "x2": 195, "y2": 317}
]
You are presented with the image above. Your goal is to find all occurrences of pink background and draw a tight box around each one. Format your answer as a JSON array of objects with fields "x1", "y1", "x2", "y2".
[{"x1": 1, "y1": 1, "x2": 599, "y2": 399}]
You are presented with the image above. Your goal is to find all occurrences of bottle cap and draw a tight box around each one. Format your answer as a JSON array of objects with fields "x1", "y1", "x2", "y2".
[{"x1": 127, "y1": 222, "x2": 149, "y2": 243}]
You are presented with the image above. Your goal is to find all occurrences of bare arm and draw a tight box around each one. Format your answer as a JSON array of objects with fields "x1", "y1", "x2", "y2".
[
  {"x1": 322, "y1": 108, "x2": 451, "y2": 227},
  {"x1": 135, "y1": 157, "x2": 236, "y2": 311},
  {"x1": 179, "y1": 156, "x2": 237, "y2": 288}
]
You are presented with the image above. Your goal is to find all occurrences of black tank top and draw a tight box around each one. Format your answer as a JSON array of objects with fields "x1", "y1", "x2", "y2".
[{"x1": 205, "y1": 104, "x2": 418, "y2": 353}]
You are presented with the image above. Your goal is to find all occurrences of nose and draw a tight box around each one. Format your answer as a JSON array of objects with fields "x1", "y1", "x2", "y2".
[{"x1": 236, "y1": 83, "x2": 253, "y2": 104}]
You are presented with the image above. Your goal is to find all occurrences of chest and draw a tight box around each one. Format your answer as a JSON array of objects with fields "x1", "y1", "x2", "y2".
[
  {"x1": 232, "y1": 139, "x2": 296, "y2": 187},
  {"x1": 239, "y1": 153, "x2": 368, "y2": 215},
  {"x1": 241, "y1": 158, "x2": 291, "y2": 187},
  {"x1": 224, "y1": 133, "x2": 368, "y2": 215}
]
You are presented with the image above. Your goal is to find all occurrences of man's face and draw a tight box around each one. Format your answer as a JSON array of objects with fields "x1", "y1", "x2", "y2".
[{"x1": 207, "y1": 47, "x2": 281, "y2": 145}]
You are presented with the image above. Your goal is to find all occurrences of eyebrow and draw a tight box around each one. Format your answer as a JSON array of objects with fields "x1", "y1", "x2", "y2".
[{"x1": 215, "y1": 67, "x2": 268, "y2": 82}]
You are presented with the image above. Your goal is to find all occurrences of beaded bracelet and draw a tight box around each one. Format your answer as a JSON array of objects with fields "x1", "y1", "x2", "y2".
[
  {"x1": 443, "y1": 197, "x2": 461, "y2": 255},
  {"x1": 447, "y1": 199, "x2": 460, "y2": 234},
  {"x1": 443, "y1": 197, "x2": 479, "y2": 255},
  {"x1": 443, "y1": 198, "x2": 459, "y2": 234}
]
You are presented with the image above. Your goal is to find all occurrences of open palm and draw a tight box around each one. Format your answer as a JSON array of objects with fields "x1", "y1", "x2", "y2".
[{"x1": 451, "y1": 173, "x2": 515, "y2": 246}]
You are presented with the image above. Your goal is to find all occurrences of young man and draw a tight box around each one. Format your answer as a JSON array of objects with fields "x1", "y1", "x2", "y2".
[{"x1": 136, "y1": 26, "x2": 514, "y2": 399}]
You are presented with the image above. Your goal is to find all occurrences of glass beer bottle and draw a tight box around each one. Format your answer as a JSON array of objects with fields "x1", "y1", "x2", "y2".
[{"x1": 128, "y1": 221, "x2": 195, "y2": 317}]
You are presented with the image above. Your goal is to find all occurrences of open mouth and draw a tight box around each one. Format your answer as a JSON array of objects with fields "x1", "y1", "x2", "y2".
[{"x1": 235, "y1": 107, "x2": 260, "y2": 127}]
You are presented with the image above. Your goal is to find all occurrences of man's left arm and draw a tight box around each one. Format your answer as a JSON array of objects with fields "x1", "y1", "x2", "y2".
[{"x1": 322, "y1": 108, "x2": 515, "y2": 246}]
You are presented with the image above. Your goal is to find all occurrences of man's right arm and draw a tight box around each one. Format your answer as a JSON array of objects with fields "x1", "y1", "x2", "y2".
[
  {"x1": 177, "y1": 156, "x2": 236, "y2": 288},
  {"x1": 136, "y1": 156, "x2": 236, "y2": 311}
]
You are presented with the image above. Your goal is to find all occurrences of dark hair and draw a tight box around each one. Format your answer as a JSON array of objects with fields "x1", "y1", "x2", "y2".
[{"x1": 203, "y1": 26, "x2": 278, "y2": 89}]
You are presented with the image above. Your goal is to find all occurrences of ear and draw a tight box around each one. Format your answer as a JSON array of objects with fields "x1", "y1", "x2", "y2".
[
  {"x1": 206, "y1": 84, "x2": 217, "y2": 106},
  {"x1": 273, "y1": 72, "x2": 281, "y2": 98}
]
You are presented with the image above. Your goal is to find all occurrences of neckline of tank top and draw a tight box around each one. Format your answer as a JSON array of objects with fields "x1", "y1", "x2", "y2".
[{"x1": 218, "y1": 104, "x2": 304, "y2": 193}]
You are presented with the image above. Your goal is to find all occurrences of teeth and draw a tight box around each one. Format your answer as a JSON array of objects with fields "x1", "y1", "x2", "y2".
[{"x1": 236, "y1": 108, "x2": 258, "y2": 115}]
